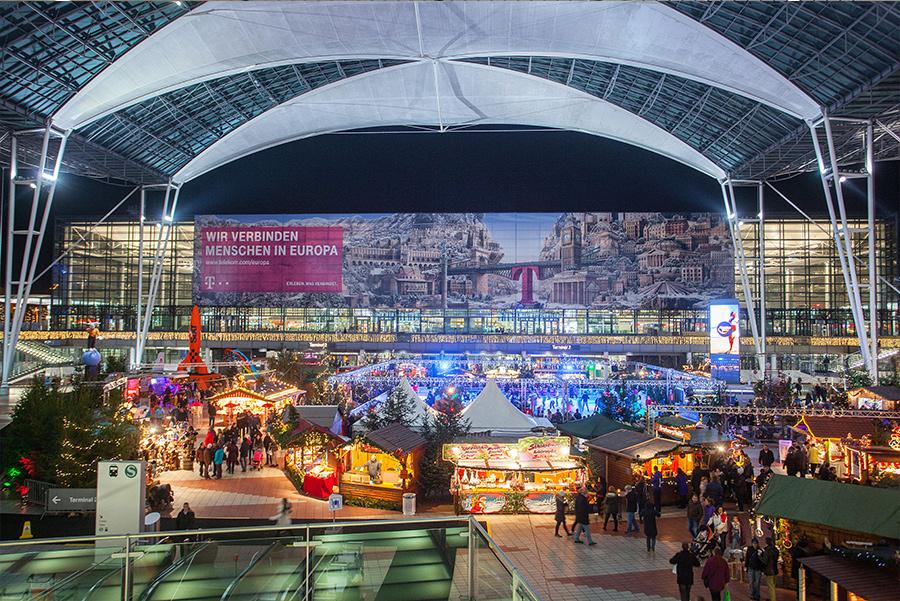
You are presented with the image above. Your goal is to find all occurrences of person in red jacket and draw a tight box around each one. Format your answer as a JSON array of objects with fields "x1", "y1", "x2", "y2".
[{"x1": 701, "y1": 547, "x2": 731, "y2": 601}]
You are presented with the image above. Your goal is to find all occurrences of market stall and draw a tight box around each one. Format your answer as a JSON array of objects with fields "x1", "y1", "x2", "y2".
[
  {"x1": 791, "y1": 415, "x2": 884, "y2": 479},
  {"x1": 340, "y1": 422, "x2": 425, "y2": 507},
  {"x1": 843, "y1": 423, "x2": 900, "y2": 484},
  {"x1": 754, "y1": 475, "x2": 900, "y2": 597},
  {"x1": 285, "y1": 405, "x2": 345, "y2": 499},
  {"x1": 208, "y1": 375, "x2": 300, "y2": 427},
  {"x1": 443, "y1": 435, "x2": 584, "y2": 514},
  {"x1": 847, "y1": 386, "x2": 900, "y2": 411},
  {"x1": 586, "y1": 428, "x2": 725, "y2": 504}
]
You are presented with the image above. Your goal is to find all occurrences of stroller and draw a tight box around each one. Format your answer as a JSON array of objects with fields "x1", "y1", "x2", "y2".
[
  {"x1": 690, "y1": 526, "x2": 719, "y2": 561},
  {"x1": 252, "y1": 448, "x2": 264, "y2": 470}
]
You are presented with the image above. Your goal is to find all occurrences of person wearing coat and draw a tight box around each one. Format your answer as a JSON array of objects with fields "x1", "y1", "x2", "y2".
[
  {"x1": 624, "y1": 485, "x2": 640, "y2": 535},
  {"x1": 239, "y1": 437, "x2": 251, "y2": 472},
  {"x1": 572, "y1": 487, "x2": 596, "y2": 545},
  {"x1": 226, "y1": 440, "x2": 238, "y2": 474},
  {"x1": 687, "y1": 494, "x2": 704, "y2": 538},
  {"x1": 701, "y1": 548, "x2": 731, "y2": 601},
  {"x1": 670, "y1": 542, "x2": 701, "y2": 601},
  {"x1": 554, "y1": 491, "x2": 571, "y2": 537},
  {"x1": 213, "y1": 445, "x2": 225, "y2": 479},
  {"x1": 641, "y1": 496, "x2": 660, "y2": 552},
  {"x1": 602, "y1": 488, "x2": 620, "y2": 531},
  {"x1": 675, "y1": 469, "x2": 689, "y2": 508}
]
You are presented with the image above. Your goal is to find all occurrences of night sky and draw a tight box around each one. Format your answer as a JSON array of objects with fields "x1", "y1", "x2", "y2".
[{"x1": 15, "y1": 130, "x2": 900, "y2": 292}]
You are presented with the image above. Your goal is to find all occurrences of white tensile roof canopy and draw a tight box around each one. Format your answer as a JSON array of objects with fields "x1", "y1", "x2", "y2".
[
  {"x1": 4, "y1": 2, "x2": 896, "y2": 186},
  {"x1": 461, "y1": 380, "x2": 539, "y2": 435}
]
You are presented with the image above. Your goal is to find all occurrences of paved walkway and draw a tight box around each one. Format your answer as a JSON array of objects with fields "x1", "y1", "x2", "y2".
[
  {"x1": 487, "y1": 512, "x2": 799, "y2": 601},
  {"x1": 159, "y1": 466, "x2": 398, "y2": 520},
  {"x1": 157, "y1": 462, "x2": 801, "y2": 601}
]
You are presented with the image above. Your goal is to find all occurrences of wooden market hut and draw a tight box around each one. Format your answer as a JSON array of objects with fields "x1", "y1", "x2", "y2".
[
  {"x1": 755, "y1": 475, "x2": 900, "y2": 600},
  {"x1": 847, "y1": 386, "x2": 900, "y2": 411},
  {"x1": 341, "y1": 422, "x2": 426, "y2": 507},
  {"x1": 791, "y1": 415, "x2": 883, "y2": 477},
  {"x1": 585, "y1": 429, "x2": 681, "y2": 491},
  {"x1": 284, "y1": 405, "x2": 346, "y2": 499}
]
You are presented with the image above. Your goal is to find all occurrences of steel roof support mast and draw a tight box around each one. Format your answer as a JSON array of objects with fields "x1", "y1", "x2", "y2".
[
  {"x1": 721, "y1": 180, "x2": 764, "y2": 375},
  {"x1": 134, "y1": 181, "x2": 180, "y2": 368},
  {"x1": 808, "y1": 114, "x2": 874, "y2": 381},
  {"x1": 1, "y1": 126, "x2": 69, "y2": 396}
]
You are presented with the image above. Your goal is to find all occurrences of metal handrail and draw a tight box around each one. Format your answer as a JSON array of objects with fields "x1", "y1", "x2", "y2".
[
  {"x1": 470, "y1": 517, "x2": 540, "y2": 598},
  {"x1": 0, "y1": 516, "x2": 470, "y2": 550},
  {"x1": 220, "y1": 541, "x2": 279, "y2": 601}
]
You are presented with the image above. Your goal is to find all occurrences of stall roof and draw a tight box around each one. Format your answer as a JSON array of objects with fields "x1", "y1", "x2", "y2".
[
  {"x1": 851, "y1": 386, "x2": 900, "y2": 401},
  {"x1": 457, "y1": 459, "x2": 580, "y2": 471},
  {"x1": 557, "y1": 414, "x2": 637, "y2": 440},
  {"x1": 586, "y1": 429, "x2": 680, "y2": 461},
  {"x1": 792, "y1": 416, "x2": 880, "y2": 441},
  {"x1": 461, "y1": 380, "x2": 538, "y2": 434},
  {"x1": 687, "y1": 429, "x2": 733, "y2": 445},
  {"x1": 365, "y1": 422, "x2": 426, "y2": 455},
  {"x1": 755, "y1": 475, "x2": 900, "y2": 540},
  {"x1": 208, "y1": 386, "x2": 268, "y2": 403},
  {"x1": 295, "y1": 405, "x2": 340, "y2": 429},
  {"x1": 798, "y1": 555, "x2": 898, "y2": 601},
  {"x1": 656, "y1": 415, "x2": 697, "y2": 428},
  {"x1": 586, "y1": 429, "x2": 654, "y2": 453}
]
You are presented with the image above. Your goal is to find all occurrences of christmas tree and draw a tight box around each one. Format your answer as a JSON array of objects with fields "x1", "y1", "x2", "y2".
[
  {"x1": 417, "y1": 396, "x2": 470, "y2": 500},
  {"x1": 363, "y1": 385, "x2": 417, "y2": 431}
]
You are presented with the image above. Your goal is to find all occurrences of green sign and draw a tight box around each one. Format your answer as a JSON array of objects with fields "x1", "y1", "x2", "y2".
[{"x1": 124, "y1": 464, "x2": 138, "y2": 478}]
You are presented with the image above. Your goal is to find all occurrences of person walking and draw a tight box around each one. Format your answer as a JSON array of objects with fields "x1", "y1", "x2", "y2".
[
  {"x1": 635, "y1": 477, "x2": 647, "y2": 523},
  {"x1": 669, "y1": 542, "x2": 700, "y2": 601},
  {"x1": 572, "y1": 486, "x2": 596, "y2": 546},
  {"x1": 239, "y1": 436, "x2": 251, "y2": 472},
  {"x1": 602, "y1": 487, "x2": 620, "y2": 532},
  {"x1": 263, "y1": 433, "x2": 274, "y2": 466},
  {"x1": 201, "y1": 443, "x2": 213, "y2": 479},
  {"x1": 701, "y1": 548, "x2": 731, "y2": 601},
  {"x1": 641, "y1": 495, "x2": 659, "y2": 552},
  {"x1": 687, "y1": 493, "x2": 703, "y2": 537},
  {"x1": 554, "y1": 491, "x2": 571, "y2": 537},
  {"x1": 650, "y1": 466, "x2": 663, "y2": 511},
  {"x1": 745, "y1": 537, "x2": 764, "y2": 601},
  {"x1": 675, "y1": 468, "x2": 689, "y2": 508},
  {"x1": 207, "y1": 400, "x2": 218, "y2": 429},
  {"x1": 709, "y1": 505, "x2": 728, "y2": 549},
  {"x1": 760, "y1": 537, "x2": 780, "y2": 601},
  {"x1": 226, "y1": 440, "x2": 238, "y2": 475},
  {"x1": 272, "y1": 498, "x2": 292, "y2": 528},
  {"x1": 624, "y1": 485, "x2": 640, "y2": 535},
  {"x1": 213, "y1": 444, "x2": 225, "y2": 479}
]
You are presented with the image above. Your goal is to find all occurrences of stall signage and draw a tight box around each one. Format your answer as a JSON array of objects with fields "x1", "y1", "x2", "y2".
[
  {"x1": 444, "y1": 437, "x2": 569, "y2": 462},
  {"x1": 656, "y1": 424, "x2": 689, "y2": 441}
]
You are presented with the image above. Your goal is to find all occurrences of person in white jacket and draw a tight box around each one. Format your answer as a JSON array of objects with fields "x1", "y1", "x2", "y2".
[{"x1": 709, "y1": 505, "x2": 728, "y2": 550}]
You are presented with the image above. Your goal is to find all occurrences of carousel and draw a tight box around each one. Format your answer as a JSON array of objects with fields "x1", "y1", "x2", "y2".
[{"x1": 207, "y1": 374, "x2": 301, "y2": 425}]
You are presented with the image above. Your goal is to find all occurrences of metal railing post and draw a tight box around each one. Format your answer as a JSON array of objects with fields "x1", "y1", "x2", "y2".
[
  {"x1": 467, "y1": 516, "x2": 476, "y2": 601},
  {"x1": 123, "y1": 534, "x2": 132, "y2": 601},
  {"x1": 304, "y1": 524, "x2": 310, "y2": 601}
]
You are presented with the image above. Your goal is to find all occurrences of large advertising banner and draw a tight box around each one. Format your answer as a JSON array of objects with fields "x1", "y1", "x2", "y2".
[
  {"x1": 194, "y1": 213, "x2": 733, "y2": 308},
  {"x1": 195, "y1": 216, "x2": 342, "y2": 304},
  {"x1": 709, "y1": 299, "x2": 740, "y2": 383}
]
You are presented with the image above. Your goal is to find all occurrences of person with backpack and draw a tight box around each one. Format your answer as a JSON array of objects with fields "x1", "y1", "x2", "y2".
[
  {"x1": 554, "y1": 490, "x2": 571, "y2": 537},
  {"x1": 602, "y1": 488, "x2": 620, "y2": 532},
  {"x1": 624, "y1": 485, "x2": 640, "y2": 535}
]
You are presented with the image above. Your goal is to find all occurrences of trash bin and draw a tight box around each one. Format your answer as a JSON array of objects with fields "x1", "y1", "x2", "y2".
[{"x1": 402, "y1": 493, "x2": 416, "y2": 516}]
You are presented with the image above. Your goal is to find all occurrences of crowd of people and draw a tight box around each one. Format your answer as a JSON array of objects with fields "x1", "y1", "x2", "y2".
[{"x1": 194, "y1": 420, "x2": 278, "y2": 479}]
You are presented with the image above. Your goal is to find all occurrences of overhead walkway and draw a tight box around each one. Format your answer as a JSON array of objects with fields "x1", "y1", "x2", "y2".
[{"x1": 0, "y1": 518, "x2": 531, "y2": 601}]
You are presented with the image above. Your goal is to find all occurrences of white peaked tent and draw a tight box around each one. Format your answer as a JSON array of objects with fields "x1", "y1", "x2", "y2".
[
  {"x1": 395, "y1": 378, "x2": 436, "y2": 430},
  {"x1": 461, "y1": 380, "x2": 538, "y2": 435}
]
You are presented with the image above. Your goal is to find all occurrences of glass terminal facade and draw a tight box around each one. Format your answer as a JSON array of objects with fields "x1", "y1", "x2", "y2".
[{"x1": 51, "y1": 217, "x2": 899, "y2": 337}]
